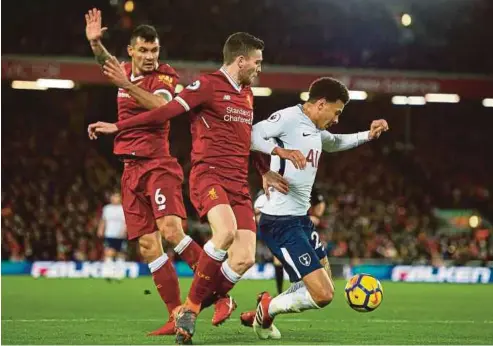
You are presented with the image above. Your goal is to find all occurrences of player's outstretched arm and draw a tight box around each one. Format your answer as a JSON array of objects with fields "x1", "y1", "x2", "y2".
[
  {"x1": 87, "y1": 100, "x2": 185, "y2": 139},
  {"x1": 85, "y1": 8, "x2": 112, "y2": 66},
  {"x1": 87, "y1": 78, "x2": 214, "y2": 137},
  {"x1": 321, "y1": 119, "x2": 389, "y2": 153}
]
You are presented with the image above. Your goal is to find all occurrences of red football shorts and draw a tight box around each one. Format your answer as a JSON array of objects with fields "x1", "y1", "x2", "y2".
[
  {"x1": 189, "y1": 164, "x2": 256, "y2": 232},
  {"x1": 121, "y1": 157, "x2": 186, "y2": 240}
]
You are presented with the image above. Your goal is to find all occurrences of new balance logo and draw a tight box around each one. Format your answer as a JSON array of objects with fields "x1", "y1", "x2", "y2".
[{"x1": 223, "y1": 95, "x2": 231, "y2": 100}]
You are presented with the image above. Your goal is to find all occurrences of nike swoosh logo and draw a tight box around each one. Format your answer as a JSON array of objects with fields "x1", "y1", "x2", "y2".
[{"x1": 302, "y1": 133, "x2": 312, "y2": 137}]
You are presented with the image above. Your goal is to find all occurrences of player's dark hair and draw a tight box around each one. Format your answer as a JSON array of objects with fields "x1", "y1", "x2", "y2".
[
  {"x1": 130, "y1": 25, "x2": 159, "y2": 45},
  {"x1": 223, "y1": 32, "x2": 264, "y2": 65},
  {"x1": 308, "y1": 77, "x2": 350, "y2": 105}
]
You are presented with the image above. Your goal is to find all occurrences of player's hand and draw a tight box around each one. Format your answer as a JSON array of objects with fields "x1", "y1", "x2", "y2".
[
  {"x1": 103, "y1": 56, "x2": 131, "y2": 89},
  {"x1": 85, "y1": 8, "x2": 107, "y2": 42},
  {"x1": 368, "y1": 119, "x2": 389, "y2": 140},
  {"x1": 262, "y1": 170, "x2": 289, "y2": 198},
  {"x1": 272, "y1": 147, "x2": 306, "y2": 170},
  {"x1": 87, "y1": 121, "x2": 118, "y2": 140}
]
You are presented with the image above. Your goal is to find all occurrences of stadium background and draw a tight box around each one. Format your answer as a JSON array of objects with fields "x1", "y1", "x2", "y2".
[{"x1": 2, "y1": 0, "x2": 493, "y2": 344}]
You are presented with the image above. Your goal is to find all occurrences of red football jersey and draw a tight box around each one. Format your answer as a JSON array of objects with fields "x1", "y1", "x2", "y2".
[
  {"x1": 114, "y1": 62, "x2": 179, "y2": 159},
  {"x1": 116, "y1": 67, "x2": 255, "y2": 183}
]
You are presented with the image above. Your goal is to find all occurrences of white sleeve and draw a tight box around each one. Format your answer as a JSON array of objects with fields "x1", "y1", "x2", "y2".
[
  {"x1": 102, "y1": 206, "x2": 109, "y2": 221},
  {"x1": 153, "y1": 89, "x2": 173, "y2": 101},
  {"x1": 250, "y1": 112, "x2": 291, "y2": 154},
  {"x1": 321, "y1": 130, "x2": 370, "y2": 153}
]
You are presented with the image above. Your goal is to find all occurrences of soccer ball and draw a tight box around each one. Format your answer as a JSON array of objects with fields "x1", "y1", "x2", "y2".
[{"x1": 344, "y1": 273, "x2": 383, "y2": 312}]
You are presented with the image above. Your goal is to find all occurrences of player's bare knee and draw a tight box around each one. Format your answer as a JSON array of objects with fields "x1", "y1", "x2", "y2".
[
  {"x1": 314, "y1": 286, "x2": 334, "y2": 308},
  {"x1": 138, "y1": 236, "x2": 162, "y2": 263},
  {"x1": 231, "y1": 252, "x2": 255, "y2": 274},
  {"x1": 158, "y1": 218, "x2": 184, "y2": 247}
]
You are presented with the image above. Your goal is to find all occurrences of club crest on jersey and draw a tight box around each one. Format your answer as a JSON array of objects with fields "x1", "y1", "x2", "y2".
[
  {"x1": 208, "y1": 188, "x2": 219, "y2": 200},
  {"x1": 186, "y1": 80, "x2": 201, "y2": 91},
  {"x1": 158, "y1": 74, "x2": 174, "y2": 88},
  {"x1": 299, "y1": 253, "x2": 311, "y2": 267},
  {"x1": 267, "y1": 113, "x2": 281, "y2": 123}
]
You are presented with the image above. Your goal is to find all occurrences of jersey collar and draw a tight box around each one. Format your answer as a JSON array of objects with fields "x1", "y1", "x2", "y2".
[
  {"x1": 130, "y1": 62, "x2": 159, "y2": 82},
  {"x1": 130, "y1": 74, "x2": 144, "y2": 82},
  {"x1": 219, "y1": 67, "x2": 242, "y2": 92}
]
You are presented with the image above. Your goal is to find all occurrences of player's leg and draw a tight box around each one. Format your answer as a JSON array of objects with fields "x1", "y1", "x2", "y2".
[
  {"x1": 252, "y1": 216, "x2": 333, "y2": 339},
  {"x1": 108, "y1": 239, "x2": 126, "y2": 281},
  {"x1": 138, "y1": 231, "x2": 181, "y2": 313},
  {"x1": 147, "y1": 165, "x2": 202, "y2": 272},
  {"x1": 103, "y1": 240, "x2": 117, "y2": 260},
  {"x1": 102, "y1": 239, "x2": 117, "y2": 281},
  {"x1": 121, "y1": 163, "x2": 181, "y2": 336},
  {"x1": 174, "y1": 183, "x2": 235, "y2": 343},
  {"x1": 183, "y1": 203, "x2": 235, "y2": 309},
  {"x1": 155, "y1": 213, "x2": 201, "y2": 272},
  {"x1": 175, "y1": 203, "x2": 235, "y2": 343},
  {"x1": 207, "y1": 199, "x2": 256, "y2": 325},
  {"x1": 305, "y1": 217, "x2": 335, "y2": 291},
  {"x1": 115, "y1": 239, "x2": 127, "y2": 261},
  {"x1": 265, "y1": 217, "x2": 334, "y2": 317}
]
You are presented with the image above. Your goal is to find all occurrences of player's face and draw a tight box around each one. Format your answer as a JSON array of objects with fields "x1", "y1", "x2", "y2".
[
  {"x1": 238, "y1": 49, "x2": 263, "y2": 86},
  {"x1": 110, "y1": 193, "x2": 121, "y2": 204},
  {"x1": 128, "y1": 37, "x2": 160, "y2": 74},
  {"x1": 317, "y1": 99, "x2": 345, "y2": 130}
]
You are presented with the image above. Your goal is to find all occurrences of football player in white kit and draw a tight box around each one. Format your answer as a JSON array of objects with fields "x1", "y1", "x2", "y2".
[{"x1": 241, "y1": 77, "x2": 389, "y2": 339}]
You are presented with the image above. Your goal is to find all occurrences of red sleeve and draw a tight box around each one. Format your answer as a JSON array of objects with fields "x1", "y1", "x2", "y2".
[
  {"x1": 251, "y1": 151, "x2": 270, "y2": 176},
  {"x1": 115, "y1": 76, "x2": 213, "y2": 131}
]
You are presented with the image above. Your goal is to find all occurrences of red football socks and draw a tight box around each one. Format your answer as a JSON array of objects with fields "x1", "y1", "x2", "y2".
[
  {"x1": 150, "y1": 255, "x2": 181, "y2": 315},
  {"x1": 215, "y1": 269, "x2": 236, "y2": 296},
  {"x1": 186, "y1": 241, "x2": 226, "y2": 312},
  {"x1": 180, "y1": 240, "x2": 202, "y2": 272}
]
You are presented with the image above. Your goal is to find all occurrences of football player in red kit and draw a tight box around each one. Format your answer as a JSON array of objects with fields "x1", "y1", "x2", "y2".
[
  {"x1": 88, "y1": 32, "x2": 304, "y2": 344},
  {"x1": 85, "y1": 8, "x2": 204, "y2": 336}
]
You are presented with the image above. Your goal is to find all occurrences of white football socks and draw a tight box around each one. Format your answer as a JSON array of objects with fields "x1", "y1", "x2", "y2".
[{"x1": 268, "y1": 281, "x2": 321, "y2": 317}]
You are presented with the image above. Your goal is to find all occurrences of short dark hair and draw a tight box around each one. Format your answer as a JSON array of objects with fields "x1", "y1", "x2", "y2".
[
  {"x1": 223, "y1": 32, "x2": 264, "y2": 65},
  {"x1": 130, "y1": 25, "x2": 159, "y2": 45},
  {"x1": 308, "y1": 77, "x2": 350, "y2": 105}
]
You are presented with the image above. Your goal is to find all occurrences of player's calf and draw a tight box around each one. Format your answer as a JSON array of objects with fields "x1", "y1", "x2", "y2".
[
  {"x1": 226, "y1": 229, "x2": 256, "y2": 274},
  {"x1": 207, "y1": 204, "x2": 238, "y2": 249},
  {"x1": 138, "y1": 232, "x2": 181, "y2": 317},
  {"x1": 305, "y1": 270, "x2": 334, "y2": 307},
  {"x1": 157, "y1": 215, "x2": 202, "y2": 271}
]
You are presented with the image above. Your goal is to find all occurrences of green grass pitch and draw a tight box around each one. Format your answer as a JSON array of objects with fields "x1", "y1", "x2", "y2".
[{"x1": 2, "y1": 277, "x2": 493, "y2": 344}]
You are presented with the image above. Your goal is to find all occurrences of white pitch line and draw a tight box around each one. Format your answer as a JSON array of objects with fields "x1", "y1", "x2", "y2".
[{"x1": 2, "y1": 318, "x2": 493, "y2": 324}]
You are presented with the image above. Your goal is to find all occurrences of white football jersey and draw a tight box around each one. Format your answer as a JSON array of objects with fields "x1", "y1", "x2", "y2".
[
  {"x1": 102, "y1": 204, "x2": 126, "y2": 239},
  {"x1": 251, "y1": 104, "x2": 370, "y2": 216}
]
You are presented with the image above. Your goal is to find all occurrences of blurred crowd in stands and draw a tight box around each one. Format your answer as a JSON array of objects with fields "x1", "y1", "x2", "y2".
[
  {"x1": 3, "y1": 0, "x2": 493, "y2": 73},
  {"x1": 2, "y1": 89, "x2": 492, "y2": 265}
]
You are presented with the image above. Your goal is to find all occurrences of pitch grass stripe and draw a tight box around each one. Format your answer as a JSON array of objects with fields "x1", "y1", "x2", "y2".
[{"x1": 3, "y1": 318, "x2": 493, "y2": 324}]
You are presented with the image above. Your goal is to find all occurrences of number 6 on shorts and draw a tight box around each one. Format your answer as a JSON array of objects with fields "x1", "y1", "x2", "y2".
[{"x1": 155, "y1": 188, "x2": 167, "y2": 211}]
